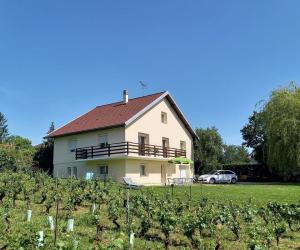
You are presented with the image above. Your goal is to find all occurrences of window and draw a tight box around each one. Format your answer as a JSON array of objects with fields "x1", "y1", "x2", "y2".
[
  {"x1": 138, "y1": 133, "x2": 149, "y2": 156},
  {"x1": 68, "y1": 139, "x2": 78, "y2": 152},
  {"x1": 73, "y1": 167, "x2": 77, "y2": 177},
  {"x1": 67, "y1": 167, "x2": 72, "y2": 177},
  {"x1": 98, "y1": 134, "x2": 108, "y2": 148},
  {"x1": 67, "y1": 167, "x2": 77, "y2": 177},
  {"x1": 161, "y1": 112, "x2": 167, "y2": 124},
  {"x1": 162, "y1": 138, "x2": 169, "y2": 157},
  {"x1": 180, "y1": 141, "x2": 186, "y2": 151},
  {"x1": 140, "y1": 164, "x2": 146, "y2": 176},
  {"x1": 99, "y1": 165, "x2": 108, "y2": 175}
]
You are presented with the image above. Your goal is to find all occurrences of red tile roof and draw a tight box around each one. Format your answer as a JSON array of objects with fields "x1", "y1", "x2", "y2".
[{"x1": 48, "y1": 91, "x2": 166, "y2": 138}]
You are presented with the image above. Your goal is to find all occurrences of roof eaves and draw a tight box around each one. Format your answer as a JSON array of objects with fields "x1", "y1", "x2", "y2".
[
  {"x1": 47, "y1": 123, "x2": 125, "y2": 139},
  {"x1": 165, "y1": 93, "x2": 199, "y2": 141},
  {"x1": 47, "y1": 106, "x2": 97, "y2": 138}
]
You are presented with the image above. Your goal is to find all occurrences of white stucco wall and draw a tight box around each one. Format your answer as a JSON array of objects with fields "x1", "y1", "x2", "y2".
[
  {"x1": 125, "y1": 98, "x2": 194, "y2": 160},
  {"x1": 53, "y1": 127, "x2": 125, "y2": 176},
  {"x1": 124, "y1": 160, "x2": 193, "y2": 185},
  {"x1": 125, "y1": 159, "x2": 163, "y2": 185}
]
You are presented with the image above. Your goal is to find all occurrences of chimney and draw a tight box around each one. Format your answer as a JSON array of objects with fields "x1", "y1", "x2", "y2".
[{"x1": 123, "y1": 90, "x2": 128, "y2": 104}]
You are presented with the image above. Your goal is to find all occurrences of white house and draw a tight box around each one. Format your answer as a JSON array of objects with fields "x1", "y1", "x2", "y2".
[{"x1": 48, "y1": 90, "x2": 197, "y2": 185}]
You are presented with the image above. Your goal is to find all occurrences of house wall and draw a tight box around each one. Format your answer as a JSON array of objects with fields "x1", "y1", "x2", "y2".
[
  {"x1": 85, "y1": 159, "x2": 126, "y2": 182},
  {"x1": 53, "y1": 127, "x2": 125, "y2": 176},
  {"x1": 53, "y1": 159, "x2": 125, "y2": 182},
  {"x1": 125, "y1": 159, "x2": 163, "y2": 185},
  {"x1": 124, "y1": 160, "x2": 194, "y2": 185},
  {"x1": 125, "y1": 98, "x2": 194, "y2": 160}
]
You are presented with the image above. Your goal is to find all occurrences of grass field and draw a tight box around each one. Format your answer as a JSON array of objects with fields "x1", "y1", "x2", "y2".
[
  {"x1": 151, "y1": 182, "x2": 300, "y2": 206},
  {"x1": 1, "y1": 180, "x2": 300, "y2": 249}
]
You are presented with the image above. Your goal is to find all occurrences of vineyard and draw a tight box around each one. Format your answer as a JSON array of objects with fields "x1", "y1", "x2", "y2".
[{"x1": 0, "y1": 171, "x2": 300, "y2": 249}]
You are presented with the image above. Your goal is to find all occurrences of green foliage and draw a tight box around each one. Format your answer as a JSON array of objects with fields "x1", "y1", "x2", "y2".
[
  {"x1": 0, "y1": 135, "x2": 36, "y2": 171},
  {"x1": 261, "y1": 83, "x2": 300, "y2": 180},
  {"x1": 0, "y1": 145, "x2": 16, "y2": 170},
  {"x1": 0, "y1": 112, "x2": 8, "y2": 143},
  {"x1": 243, "y1": 82, "x2": 300, "y2": 180},
  {"x1": 34, "y1": 122, "x2": 55, "y2": 174},
  {"x1": 241, "y1": 111, "x2": 265, "y2": 150},
  {"x1": 241, "y1": 111, "x2": 267, "y2": 165},
  {"x1": 222, "y1": 144, "x2": 250, "y2": 165},
  {"x1": 5, "y1": 135, "x2": 34, "y2": 151},
  {"x1": 0, "y1": 171, "x2": 299, "y2": 249},
  {"x1": 194, "y1": 127, "x2": 223, "y2": 173}
]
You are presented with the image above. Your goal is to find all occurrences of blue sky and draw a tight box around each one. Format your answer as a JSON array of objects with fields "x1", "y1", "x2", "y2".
[{"x1": 1, "y1": 1, "x2": 300, "y2": 145}]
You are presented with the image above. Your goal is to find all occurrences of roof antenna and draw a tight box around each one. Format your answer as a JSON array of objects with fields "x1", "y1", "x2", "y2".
[{"x1": 139, "y1": 81, "x2": 148, "y2": 96}]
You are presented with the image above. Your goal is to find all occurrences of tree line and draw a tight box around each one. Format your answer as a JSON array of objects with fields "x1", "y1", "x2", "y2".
[
  {"x1": 194, "y1": 82, "x2": 300, "y2": 181},
  {"x1": 0, "y1": 113, "x2": 54, "y2": 174}
]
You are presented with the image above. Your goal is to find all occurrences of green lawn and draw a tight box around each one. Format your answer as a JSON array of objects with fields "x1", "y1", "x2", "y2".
[{"x1": 150, "y1": 182, "x2": 300, "y2": 206}]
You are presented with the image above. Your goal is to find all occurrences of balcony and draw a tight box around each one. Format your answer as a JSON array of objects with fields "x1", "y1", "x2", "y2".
[{"x1": 75, "y1": 141, "x2": 186, "y2": 160}]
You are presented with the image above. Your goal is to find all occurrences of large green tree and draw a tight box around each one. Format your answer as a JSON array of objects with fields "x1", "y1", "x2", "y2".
[
  {"x1": 6, "y1": 135, "x2": 34, "y2": 150},
  {"x1": 222, "y1": 145, "x2": 249, "y2": 165},
  {"x1": 0, "y1": 112, "x2": 9, "y2": 143},
  {"x1": 261, "y1": 83, "x2": 300, "y2": 180},
  {"x1": 241, "y1": 111, "x2": 266, "y2": 164},
  {"x1": 194, "y1": 127, "x2": 223, "y2": 173},
  {"x1": 0, "y1": 135, "x2": 36, "y2": 171},
  {"x1": 34, "y1": 122, "x2": 55, "y2": 174}
]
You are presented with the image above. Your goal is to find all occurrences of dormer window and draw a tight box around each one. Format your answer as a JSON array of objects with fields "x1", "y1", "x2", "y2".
[{"x1": 161, "y1": 112, "x2": 167, "y2": 124}]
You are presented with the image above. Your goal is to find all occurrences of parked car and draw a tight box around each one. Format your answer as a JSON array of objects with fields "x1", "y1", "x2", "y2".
[{"x1": 198, "y1": 170, "x2": 238, "y2": 184}]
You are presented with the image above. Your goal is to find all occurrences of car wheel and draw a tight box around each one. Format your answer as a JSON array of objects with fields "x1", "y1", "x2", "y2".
[
  {"x1": 231, "y1": 178, "x2": 237, "y2": 184},
  {"x1": 209, "y1": 178, "x2": 216, "y2": 184}
]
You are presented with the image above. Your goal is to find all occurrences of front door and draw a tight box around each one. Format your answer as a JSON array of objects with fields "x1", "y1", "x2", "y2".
[{"x1": 179, "y1": 165, "x2": 187, "y2": 178}]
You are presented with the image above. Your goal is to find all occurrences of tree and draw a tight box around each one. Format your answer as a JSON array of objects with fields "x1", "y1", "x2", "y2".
[
  {"x1": 222, "y1": 145, "x2": 249, "y2": 165},
  {"x1": 194, "y1": 127, "x2": 223, "y2": 173},
  {"x1": 6, "y1": 135, "x2": 36, "y2": 170},
  {"x1": 0, "y1": 144, "x2": 16, "y2": 170},
  {"x1": 0, "y1": 112, "x2": 9, "y2": 143},
  {"x1": 241, "y1": 111, "x2": 266, "y2": 163},
  {"x1": 261, "y1": 83, "x2": 300, "y2": 180},
  {"x1": 34, "y1": 122, "x2": 55, "y2": 174},
  {"x1": 5, "y1": 136, "x2": 34, "y2": 151},
  {"x1": 47, "y1": 122, "x2": 55, "y2": 143}
]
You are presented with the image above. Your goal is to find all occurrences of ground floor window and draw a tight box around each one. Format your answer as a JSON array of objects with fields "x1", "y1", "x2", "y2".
[
  {"x1": 67, "y1": 167, "x2": 78, "y2": 178},
  {"x1": 140, "y1": 164, "x2": 146, "y2": 176},
  {"x1": 98, "y1": 165, "x2": 108, "y2": 180},
  {"x1": 99, "y1": 165, "x2": 108, "y2": 175}
]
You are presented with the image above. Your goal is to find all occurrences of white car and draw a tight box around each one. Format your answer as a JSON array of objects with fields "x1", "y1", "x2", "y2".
[{"x1": 198, "y1": 170, "x2": 238, "y2": 184}]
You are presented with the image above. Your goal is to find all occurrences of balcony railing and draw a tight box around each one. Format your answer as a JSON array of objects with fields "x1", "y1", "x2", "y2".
[{"x1": 75, "y1": 141, "x2": 186, "y2": 160}]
